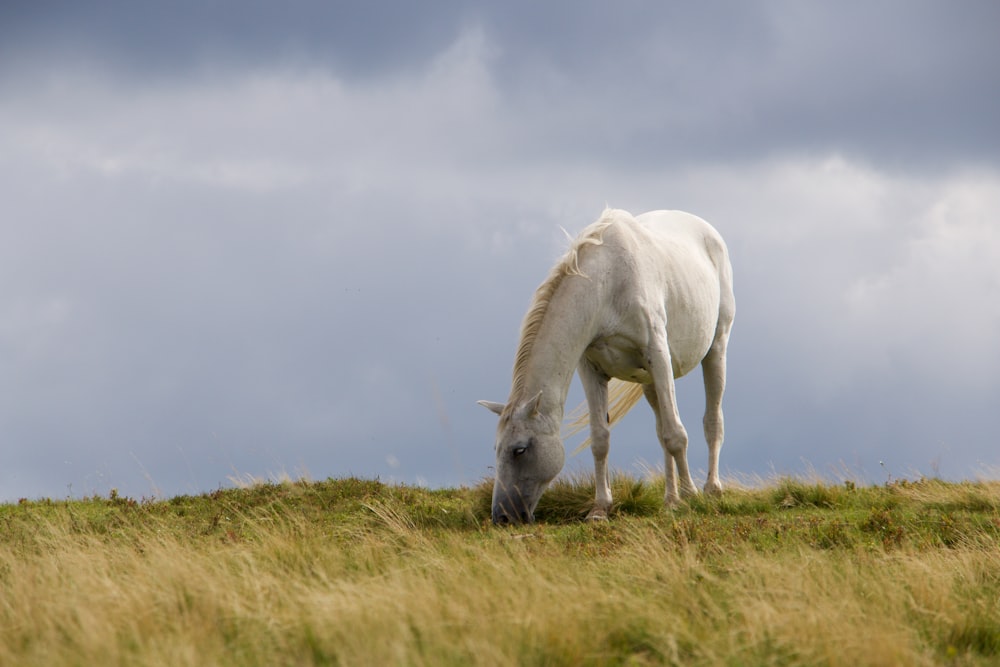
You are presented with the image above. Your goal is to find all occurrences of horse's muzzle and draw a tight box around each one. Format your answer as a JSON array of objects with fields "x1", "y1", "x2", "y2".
[
  {"x1": 492, "y1": 497, "x2": 535, "y2": 525},
  {"x1": 492, "y1": 509, "x2": 534, "y2": 525}
]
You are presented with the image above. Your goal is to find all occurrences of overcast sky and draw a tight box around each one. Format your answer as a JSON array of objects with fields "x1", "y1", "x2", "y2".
[{"x1": 2, "y1": 1, "x2": 998, "y2": 501}]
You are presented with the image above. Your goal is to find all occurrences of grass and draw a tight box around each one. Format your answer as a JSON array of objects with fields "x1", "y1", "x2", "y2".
[{"x1": 2, "y1": 473, "x2": 1000, "y2": 665}]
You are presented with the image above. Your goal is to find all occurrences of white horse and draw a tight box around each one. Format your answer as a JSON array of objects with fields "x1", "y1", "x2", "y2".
[{"x1": 479, "y1": 208, "x2": 734, "y2": 524}]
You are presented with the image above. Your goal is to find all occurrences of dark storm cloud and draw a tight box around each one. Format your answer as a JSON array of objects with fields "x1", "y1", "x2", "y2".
[
  {"x1": 4, "y1": 1, "x2": 998, "y2": 169},
  {"x1": 473, "y1": 1, "x2": 1000, "y2": 169},
  {"x1": 0, "y1": 0, "x2": 471, "y2": 79},
  {"x1": 1, "y1": 1, "x2": 998, "y2": 501}
]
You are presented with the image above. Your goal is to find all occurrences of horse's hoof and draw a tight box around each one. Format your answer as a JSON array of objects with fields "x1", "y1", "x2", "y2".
[{"x1": 586, "y1": 509, "x2": 609, "y2": 522}]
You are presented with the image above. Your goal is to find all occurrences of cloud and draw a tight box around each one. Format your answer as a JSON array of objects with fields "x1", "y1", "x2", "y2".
[
  {"x1": 6, "y1": 2, "x2": 998, "y2": 171},
  {"x1": 0, "y1": 32, "x2": 541, "y2": 498},
  {"x1": 844, "y1": 172, "x2": 1000, "y2": 388},
  {"x1": 0, "y1": 0, "x2": 474, "y2": 82},
  {"x1": 461, "y1": 2, "x2": 1000, "y2": 170},
  {"x1": 1, "y1": 6, "x2": 998, "y2": 500}
]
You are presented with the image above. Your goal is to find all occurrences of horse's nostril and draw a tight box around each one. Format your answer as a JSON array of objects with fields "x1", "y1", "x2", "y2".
[
  {"x1": 494, "y1": 513, "x2": 510, "y2": 525},
  {"x1": 520, "y1": 511, "x2": 530, "y2": 523}
]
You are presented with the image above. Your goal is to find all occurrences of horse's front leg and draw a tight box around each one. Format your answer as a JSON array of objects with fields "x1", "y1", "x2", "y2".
[
  {"x1": 578, "y1": 361, "x2": 612, "y2": 521},
  {"x1": 644, "y1": 336, "x2": 698, "y2": 507}
]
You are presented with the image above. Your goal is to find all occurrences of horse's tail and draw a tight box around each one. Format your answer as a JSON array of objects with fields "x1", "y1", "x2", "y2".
[{"x1": 565, "y1": 379, "x2": 646, "y2": 455}]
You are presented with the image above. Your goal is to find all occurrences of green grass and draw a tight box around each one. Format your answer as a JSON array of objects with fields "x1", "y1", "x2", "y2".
[{"x1": 3, "y1": 474, "x2": 1000, "y2": 665}]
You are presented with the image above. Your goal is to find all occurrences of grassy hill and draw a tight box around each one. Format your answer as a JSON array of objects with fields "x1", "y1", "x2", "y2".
[{"x1": 2, "y1": 474, "x2": 1000, "y2": 666}]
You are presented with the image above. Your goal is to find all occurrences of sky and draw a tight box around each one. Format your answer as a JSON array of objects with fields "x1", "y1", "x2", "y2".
[{"x1": 1, "y1": 1, "x2": 999, "y2": 502}]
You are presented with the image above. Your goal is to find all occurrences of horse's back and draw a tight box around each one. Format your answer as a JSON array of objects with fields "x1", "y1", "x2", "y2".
[
  {"x1": 634, "y1": 210, "x2": 729, "y2": 266},
  {"x1": 619, "y1": 209, "x2": 733, "y2": 375},
  {"x1": 631, "y1": 209, "x2": 732, "y2": 300}
]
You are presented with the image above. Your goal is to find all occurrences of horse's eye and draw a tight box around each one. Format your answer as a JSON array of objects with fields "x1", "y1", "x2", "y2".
[{"x1": 512, "y1": 446, "x2": 527, "y2": 457}]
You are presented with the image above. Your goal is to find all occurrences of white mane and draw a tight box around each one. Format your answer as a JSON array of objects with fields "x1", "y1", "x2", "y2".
[{"x1": 502, "y1": 212, "x2": 615, "y2": 421}]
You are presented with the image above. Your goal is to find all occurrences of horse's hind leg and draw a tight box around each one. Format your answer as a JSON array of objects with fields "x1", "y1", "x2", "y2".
[
  {"x1": 578, "y1": 360, "x2": 612, "y2": 520},
  {"x1": 701, "y1": 341, "x2": 727, "y2": 495}
]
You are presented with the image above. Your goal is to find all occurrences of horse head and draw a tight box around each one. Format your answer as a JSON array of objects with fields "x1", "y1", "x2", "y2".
[{"x1": 478, "y1": 391, "x2": 565, "y2": 525}]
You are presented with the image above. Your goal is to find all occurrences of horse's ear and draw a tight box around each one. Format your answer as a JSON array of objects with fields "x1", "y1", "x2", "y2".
[
  {"x1": 519, "y1": 391, "x2": 543, "y2": 418},
  {"x1": 477, "y1": 400, "x2": 505, "y2": 416}
]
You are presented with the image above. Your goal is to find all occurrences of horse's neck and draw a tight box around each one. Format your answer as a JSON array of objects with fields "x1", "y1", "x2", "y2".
[{"x1": 519, "y1": 278, "x2": 600, "y2": 420}]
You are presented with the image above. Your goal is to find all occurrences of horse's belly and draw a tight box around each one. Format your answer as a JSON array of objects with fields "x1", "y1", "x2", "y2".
[
  {"x1": 586, "y1": 333, "x2": 705, "y2": 381},
  {"x1": 584, "y1": 338, "x2": 653, "y2": 383}
]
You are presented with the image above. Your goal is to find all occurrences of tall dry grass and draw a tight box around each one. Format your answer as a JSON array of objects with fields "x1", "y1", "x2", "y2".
[{"x1": 2, "y1": 477, "x2": 999, "y2": 665}]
